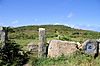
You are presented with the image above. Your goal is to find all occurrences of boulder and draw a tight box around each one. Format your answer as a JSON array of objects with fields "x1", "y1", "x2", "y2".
[
  {"x1": 82, "y1": 39, "x2": 98, "y2": 55},
  {"x1": 48, "y1": 40, "x2": 78, "y2": 57},
  {"x1": 27, "y1": 42, "x2": 38, "y2": 52}
]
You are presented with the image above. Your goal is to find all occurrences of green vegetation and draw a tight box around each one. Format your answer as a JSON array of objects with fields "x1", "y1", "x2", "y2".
[
  {"x1": 31, "y1": 51, "x2": 100, "y2": 66},
  {"x1": 8, "y1": 25, "x2": 100, "y2": 44},
  {"x1": 2, "y1": 25, "x2": 100, "y2": 66},
  {"x1": 0, "y1": 39, "x2": 29, "y2": 66}
]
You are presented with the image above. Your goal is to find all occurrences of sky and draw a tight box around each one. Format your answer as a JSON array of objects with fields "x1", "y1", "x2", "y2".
[{"x1": 0, "y1": 0, "x2": 100, "y2": 31}]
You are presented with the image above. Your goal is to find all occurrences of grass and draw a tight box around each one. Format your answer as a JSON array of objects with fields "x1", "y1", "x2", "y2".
[
  {"x1": 7, "y1": 25, "x2": 100, "y2": 66},
  {"x1": 14, "y1": 37, "x2": 57, "y2": 46},
  {"x1": 14, "y1": 39, "x2": 38, "y2": 45},
  {"x1": 30, "y1": 51, "x2": 100, "y2": 66},
  {"x1": 13, "y1": 39, "x2": 38, "y2": 50},
  {"x1": 11, "y1": 36, "x2": 100, "y2": 66}
]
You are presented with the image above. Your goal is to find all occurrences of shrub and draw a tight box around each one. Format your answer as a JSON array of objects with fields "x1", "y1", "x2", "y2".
[
  {"x1": 0, "y1": 40, "x2": 29, "y2": 66},
  {"x1": 59, "y1": 35, "x2": 71, "y2": 41}
]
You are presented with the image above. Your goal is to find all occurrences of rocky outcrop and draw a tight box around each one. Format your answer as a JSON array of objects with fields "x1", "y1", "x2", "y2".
[{"x1": 48, "y1": 40, "x2": 78, "y2": 57}]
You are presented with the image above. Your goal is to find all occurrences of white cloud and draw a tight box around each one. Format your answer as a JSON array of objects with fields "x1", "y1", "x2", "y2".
[
  {"x1": 69, "y1": 24, "x2": 100, "y2": 32},
  {"x1": 54, "y1": 23, "x2": 100, "y2": 32},
  {"x1": 67, "y1": 12, "x2": 73, "y2": 18},
  {"x1": 54, "y1": 23, "x2": 61, "y2": 25},
  {"x1": 64, "y1": 24, "x2": 75, "y2": 28},
  {"x1": 11, "y1": 20, "x2": 19, "y2": 24}
]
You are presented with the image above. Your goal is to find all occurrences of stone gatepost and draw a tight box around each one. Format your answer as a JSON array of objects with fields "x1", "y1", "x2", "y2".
[
  {"x1": 82, "y1": 39, "x2": 98, "y2": 56},
  {"x1": 38, "y1": 28, "x2": 46, "y2": 58},
  {"x1": 0, "y1": 26, "x2": 6, "y2": 49},
  {"x1": 96, "y1": 39, "x2": 100, "y2": 54}
]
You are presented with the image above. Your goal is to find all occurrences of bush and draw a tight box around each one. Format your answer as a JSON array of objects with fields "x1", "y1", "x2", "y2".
[
  {"x1": 59, "y1": 35, "x2": 71, "y2": 41},
  {"x1": 0, "y1": 40, "x2": 29, "y2": 66}
]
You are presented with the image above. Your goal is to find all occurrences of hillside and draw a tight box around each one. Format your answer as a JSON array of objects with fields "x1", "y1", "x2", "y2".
[
  {"x1": 4, "y1": 25, "x2": 100, "y2": 66},
  {"x1": 8, "y1": 25, "x2": 100, "y2": 41}
]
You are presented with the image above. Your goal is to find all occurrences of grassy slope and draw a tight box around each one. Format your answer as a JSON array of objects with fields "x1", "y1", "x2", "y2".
[
  {"x1": 8, "y1": 25, "x2": 100, "y2": 66},
  {"x1": 8, "y1": 25, "x2": 100, "y2": 44},
  {"x1": 8, "y1": 25, "x2": 100, "y2": 51},
  {"x1": 32, "y1": 51, "x2": 100, "y2": 66}
]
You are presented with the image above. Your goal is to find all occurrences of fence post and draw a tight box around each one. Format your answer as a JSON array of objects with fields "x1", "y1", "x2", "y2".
[{"x1": 38, "y1": 28, "x2": 46, "y2": 58}]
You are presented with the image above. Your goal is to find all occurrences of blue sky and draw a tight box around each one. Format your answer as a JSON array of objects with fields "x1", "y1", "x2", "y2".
[{"x1": 0, "y1": 0, "x2": 100, "y2": 31}]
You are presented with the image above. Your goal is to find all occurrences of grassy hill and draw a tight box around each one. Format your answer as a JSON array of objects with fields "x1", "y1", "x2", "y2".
[
  {"x1": 7, "y1": 25, "x2": 100, "y2": 66},
  {"x1": 7, "y1": 25, "x2": 100, "y2": 49}
]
